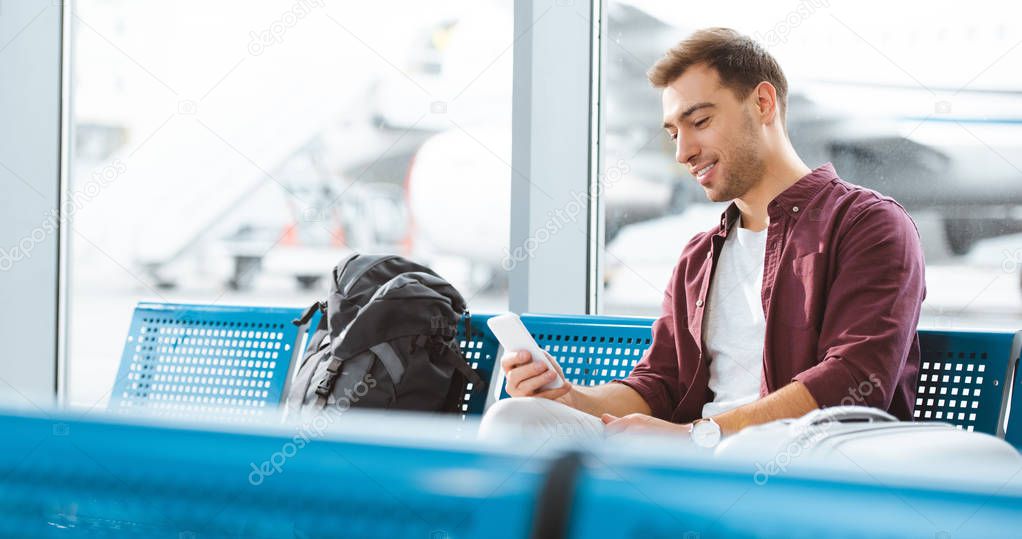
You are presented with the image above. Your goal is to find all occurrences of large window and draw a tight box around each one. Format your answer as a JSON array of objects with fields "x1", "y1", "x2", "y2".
[
  {"x1": 50, "y1": 0, "x2": 1022, "y2": 406},
  {"x1": 599, "y1": 0, "x2": 1022, "y2": 331},
  {"x1": 68, "y1": 0, "x2": 513, "y2": 407}
]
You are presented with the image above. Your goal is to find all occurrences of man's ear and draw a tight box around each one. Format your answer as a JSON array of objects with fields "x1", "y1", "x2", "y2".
[{"x1": 753, "y1": 81, "x2": 778, "y2": 125}]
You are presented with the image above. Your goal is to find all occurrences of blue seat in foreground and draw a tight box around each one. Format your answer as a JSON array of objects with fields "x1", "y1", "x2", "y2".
[
  {"x1": 1, "y1": 408, "x2": 1021, "y2": 538},
  {"x1": 0, "y1": 409, "x2": 545, "y2": 538},
  {"x1": 567, "y1": 449, "x2": 1022, "y2": 538}
]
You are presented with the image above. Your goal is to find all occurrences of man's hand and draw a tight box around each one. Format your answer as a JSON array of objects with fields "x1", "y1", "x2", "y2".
[
  {"x1": 500, "y1": 349, "x2": 572, "y2": 401},
  {"x1": 601, "y1": 412, "x2": 691, "y2": 438}
]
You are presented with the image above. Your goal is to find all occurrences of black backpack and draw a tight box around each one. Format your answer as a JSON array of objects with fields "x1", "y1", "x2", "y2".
[{"x1": 284, "y1": 254, "x2": 485, "y2": 418}]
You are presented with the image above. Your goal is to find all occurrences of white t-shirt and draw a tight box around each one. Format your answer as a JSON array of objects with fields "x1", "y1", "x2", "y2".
[{"x1": 701, "y1": 216, "x2": 768, "y2": 418}]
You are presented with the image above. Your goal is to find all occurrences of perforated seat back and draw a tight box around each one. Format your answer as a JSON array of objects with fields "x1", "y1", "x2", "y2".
[
  {"x1": 519, "y1": 313, "x2": 655, "y2": 388},
  {"x1": 914, "y1": 329, "x2": 1020, "y2": 435},
  {"x1": 470, "y1": 314, "x2": 1021, "y2": 441},
  {"x1": 108, "y1": 302, "x2": 309, "y2": 422},
  {"x1": 468, "y1": 313, "x2": 655, "y2": 402},
  {"x1": 456, "y1": 313, "x2": 500, "y2": 415},
  {"x1": 111, "y1": 305, "x2": 1022, "y2": 444}
]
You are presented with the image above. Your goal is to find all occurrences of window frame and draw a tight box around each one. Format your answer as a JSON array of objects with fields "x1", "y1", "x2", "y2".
[
  {"x1": 0, "y1": 0, "x2": 68, "y2": 405},
  {"x1": 508, "y1": 0, "x2": 605, "y2": 315}
]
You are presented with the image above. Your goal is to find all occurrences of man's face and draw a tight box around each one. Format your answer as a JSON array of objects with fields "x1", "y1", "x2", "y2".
[{"x1": 661, "y1": 64, "x2": 766, "y2": 202}]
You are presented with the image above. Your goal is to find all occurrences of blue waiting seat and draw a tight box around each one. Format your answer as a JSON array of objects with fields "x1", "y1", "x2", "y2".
[
  {"x1": 108, "y1": 302, "x2": 313, "y2": 421},
  {"x1": 470, "y1": 314, "x2": 1022, "y2": 444},
  {"x1": 914, "y1": 329, "x2": 1021, "y2": 435},
  {"x1": 112, "y1": 303, "x2": 1022, "y2": 446},
  {"x1": 455, "y1": 313, "x2": 655, "y2": 414},
  {"x1": 1004, "y1": 335, "x2": 1022, "y2": 448},
  {"x1": 0, "y1": 409, "x2": 546, "y2": 537},
  {"x1": 2, "y1": 407, "x2": 1021, "y2": 537},
  {"x1": 566, "y1": 448, "x2": 1022, "y2": 538}
]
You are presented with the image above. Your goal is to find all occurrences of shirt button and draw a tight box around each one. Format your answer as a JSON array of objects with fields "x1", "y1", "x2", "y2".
[
  {"x1": 792, "y1": 206, "x2": 800, "y2": 213},
  {"x1": 706, "y1": 251, "x2": 712, "y2": 259},
  {"x1": 696, "y1": 299, "x2": 704, "y2": 307}
]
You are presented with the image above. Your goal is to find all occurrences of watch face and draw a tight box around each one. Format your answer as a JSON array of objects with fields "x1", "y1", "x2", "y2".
[{"x1": 692, "y1": 420, "x2": 721, "y2": 448}]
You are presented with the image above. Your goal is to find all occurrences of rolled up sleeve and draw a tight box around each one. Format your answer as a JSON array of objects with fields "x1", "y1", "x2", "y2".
[{"x1": 793, "y1": 201, "x2": 926, "y2": 410}]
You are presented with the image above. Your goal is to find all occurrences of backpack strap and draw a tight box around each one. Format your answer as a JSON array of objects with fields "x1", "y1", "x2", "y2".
[
  {"x1": 293, "y1": 300, "x2": 326, "y2": 327},
  {"x1": 369, "y1": 342, "x2": 406, "y2": 385},
  {"x1": 438, "y1": 338, "x2": 485, "y2": 389},
  {"x1": 440, "y1": 337, "x2": 488, "y2": 413},
  {"x1": 300, "y1": 312, "x2": 330, "y2": 365},
  {"x1": 285, "y1": 305, "x2": 331, "y2": 417}
]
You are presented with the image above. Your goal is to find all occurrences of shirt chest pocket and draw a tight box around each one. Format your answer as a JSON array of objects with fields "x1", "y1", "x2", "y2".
[{"x1": 774, "y1": 251, "x2": 826, "y2": 330}]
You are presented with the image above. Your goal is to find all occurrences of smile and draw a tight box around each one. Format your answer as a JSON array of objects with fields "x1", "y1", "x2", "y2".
[{"x1": 695, "y1": 161, "x2": 717, "y2": 180}]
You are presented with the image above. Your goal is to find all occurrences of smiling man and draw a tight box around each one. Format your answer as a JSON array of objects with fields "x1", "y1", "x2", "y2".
[{"x1": 479, "y1": 27, "x2": 926, "y2": 448}]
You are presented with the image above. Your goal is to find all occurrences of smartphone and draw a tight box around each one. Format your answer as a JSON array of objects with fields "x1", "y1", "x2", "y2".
[{"x1": 487, "y1": 312, "x2": 564, "y2": 392}]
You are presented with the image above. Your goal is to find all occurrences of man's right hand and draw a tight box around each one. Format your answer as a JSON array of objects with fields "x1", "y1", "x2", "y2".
[{"x1": 500, "y1": 349, "x2": 573, "y2": 401}]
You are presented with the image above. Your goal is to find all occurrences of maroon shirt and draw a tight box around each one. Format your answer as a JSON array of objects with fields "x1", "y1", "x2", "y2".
[{"x1": 614, "y1": 163, "x2": 926, "y2": 422}]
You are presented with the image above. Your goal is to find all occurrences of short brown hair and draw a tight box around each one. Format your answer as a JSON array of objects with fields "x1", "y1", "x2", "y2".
[{"x1": 649, "y1": 27, "x2": 788, "y2": 127}]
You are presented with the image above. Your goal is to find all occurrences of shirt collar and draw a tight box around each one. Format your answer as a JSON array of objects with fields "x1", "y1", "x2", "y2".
[
  {"x1": 718, "y1": 203, "x2": 741, "y2": 237},
  {"x1": 717, "y1": 162, "x2": 839, "y2": 235}
]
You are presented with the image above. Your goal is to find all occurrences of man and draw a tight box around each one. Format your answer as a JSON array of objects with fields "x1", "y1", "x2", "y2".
[{"x1": 479, "y1": 27, "x2": 926, "y2": 447}]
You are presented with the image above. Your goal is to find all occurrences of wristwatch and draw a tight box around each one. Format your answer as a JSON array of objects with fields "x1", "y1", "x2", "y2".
[{"x1": 690, "y1": 417, "x2": 722, "y2": 448}]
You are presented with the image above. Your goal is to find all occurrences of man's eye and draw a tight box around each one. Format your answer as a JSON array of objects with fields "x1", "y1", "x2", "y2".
[
  {"x1": 695, "y1": 118, "x2": 709, "y2": 128},
  {"x1": 669, "y1": 132, "x2": 678, "y2": 141}
]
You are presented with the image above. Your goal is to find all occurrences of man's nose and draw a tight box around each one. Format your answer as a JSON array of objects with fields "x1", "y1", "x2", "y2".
[{"x1": 675, "y1": 137, "x2": 698, "y2": 167}]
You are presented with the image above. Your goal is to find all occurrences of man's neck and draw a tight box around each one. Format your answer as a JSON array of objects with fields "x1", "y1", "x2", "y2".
[{"x1": 734, "y1": 151, "x2": 812, "y2": 232}]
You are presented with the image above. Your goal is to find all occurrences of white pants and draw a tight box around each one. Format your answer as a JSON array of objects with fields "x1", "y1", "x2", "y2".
[{"x1": 477, "y1": 397, "x2": 605, "y2": 442}]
